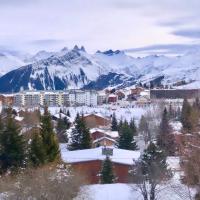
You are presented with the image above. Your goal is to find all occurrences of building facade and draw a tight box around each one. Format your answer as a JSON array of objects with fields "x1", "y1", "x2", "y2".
[{"x1": 12, "y1": 90, "x2": 97, "y2": 107}]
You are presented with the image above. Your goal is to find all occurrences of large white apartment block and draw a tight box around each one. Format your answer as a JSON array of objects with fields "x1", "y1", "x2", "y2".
[{"x1": 13, "y1": 90, "x2": 97, "y2": 107}]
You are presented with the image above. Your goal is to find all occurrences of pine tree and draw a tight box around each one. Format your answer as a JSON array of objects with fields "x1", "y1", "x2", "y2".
[
  {"x1": 81, "y1": 118, "x2": 91, "y2": 149},
  {"x1": 0, "y1": 114, "x2": 3, "y2": 133},
  {"x1": 0, "y1": 112, "x2": 26, "y2": 173},
  {"x1": 129, "y1": 117, "x2": 137, "y2": 135},
  {"x1": 69, "y1": 113, "x2": 91, "y2": 150},
  {"x1": 141, "y1": 142, "x2": 169, "y2": 178},
  {"x1": 132, "y1": 142, "x2": 171, "y2": 200},
  {"x1": 69, "y1": 113, "x2": 82, "y2": 150},
  {"x1": 181, "y1": 98, "x2": 198, "y2": 132},
  {"x1": 100, "y1": 156, "x2": 115, "y2": 184},
  {"x1": 56, "y1": 115, "x2": 69, "y2": 143},
  {"x1": 111, "y1": 113, "x2": 118, "y2": 131},
  {"x1": 40, "y1": 107, "x2": 60, "y2": 162},
  {"x1": 67, "y1": 110, "x2": 71, "y2": 117},
  {"x1": 139, "y1": 115, "x2": 150, "y2": 144},
  {"x1": 157, "y1": 108, "x2": 175, "y2": 156},
  {"x1": 168, "y1": 104, "x2": 174, "y2": 119},
  {"x1": 29, "y1": 132, "x2": 46, "y2": 167},
  {"x1": 118, "y1": 122, "x2": 137, "y2": 150},
  {"x1": 118, "y1": 118, "x2": 123, "y2": 131}
]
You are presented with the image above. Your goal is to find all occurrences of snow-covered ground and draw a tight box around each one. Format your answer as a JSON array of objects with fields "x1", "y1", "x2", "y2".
[
  {"x1": 48, "y1": 105, "x2": 147, "y2": 124},
  {"x1": 76, "y1": 182, "x2": 194, "y2": 200},
  {"x1": 75, "y1": 156, "x2": 195, "y2": 200}
]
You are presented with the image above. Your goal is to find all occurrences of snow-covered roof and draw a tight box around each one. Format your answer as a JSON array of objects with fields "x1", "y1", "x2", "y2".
[
  {"x1": 93, "y1": 136, "x2": 117, "y2": 144},
  {"x1": 60, "y1": 145, "x2": 140, "y2": 165},
  {"x1": 53, "y1": 113, "x2": 73, "y2": 123},
  {"x1": 15, "y1": 116, "x2": 24, "y2": 121},
  {"x1": 90, "y1": 128, "x2": 119, "y2": 138},
  {"x1": 84, "y1": 113, "x2": 109, "y2": 120},
  {"x1": 108, "y1": 94, "x2": 117, "y2": 98}
]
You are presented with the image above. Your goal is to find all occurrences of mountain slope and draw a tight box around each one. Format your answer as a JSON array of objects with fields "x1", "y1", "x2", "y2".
[
  {"x1": 0, "y1": 53, "x2": 27, "y2": 76},
  {"x1": 0, "y1": 47, "x2": 200, "y2": 92}
]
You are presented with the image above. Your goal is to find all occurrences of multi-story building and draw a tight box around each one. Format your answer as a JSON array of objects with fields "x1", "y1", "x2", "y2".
[
  {"x1": 12, "y1": 89, "x2": 98, "y2": 107},
  {"x1": 85, "y1": 90, "x2": 97, "y2": 106}
]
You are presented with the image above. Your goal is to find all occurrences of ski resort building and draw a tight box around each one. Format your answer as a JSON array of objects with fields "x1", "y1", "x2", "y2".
[{"x1": 13, "y1": 90, "x2": 98, "y2": 107}]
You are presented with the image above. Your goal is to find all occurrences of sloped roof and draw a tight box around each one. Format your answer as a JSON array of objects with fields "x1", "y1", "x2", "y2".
[{"x1": 60, "y1": 145, "x2": 140, "y2": 165}]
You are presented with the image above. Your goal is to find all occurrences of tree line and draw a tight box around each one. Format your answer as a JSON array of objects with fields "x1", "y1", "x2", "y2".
[{"x1": 0, "y1": 107, "x2": 60, "y2": 174}]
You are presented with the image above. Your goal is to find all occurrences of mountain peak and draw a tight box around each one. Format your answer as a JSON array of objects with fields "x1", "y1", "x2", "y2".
[
  {"x1": 73, "y1": 45, "x2": 86, "y2": 52},
  {"x1": 80, "y1": 46, "x2": 86, "y2": 52},
  {"x1": 61, "y1": 47, "x2": 68, "y2": 52},
  {"x1": 102, "y1": 49, "x2": 122, "y2": 56},
  {"x1": 73, "y1": 45, "x2": 79, "y2": 51}
]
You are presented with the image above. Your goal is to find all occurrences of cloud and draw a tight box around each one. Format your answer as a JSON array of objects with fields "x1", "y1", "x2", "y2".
[
  {"x1": 31, "y1": 39, "x2": 65, "y2": 46},
  {"x1": 0, "y1": 0, "x2": 200, "y2": 54},
  {"x1": 0, "y1": 0, "x2": 37, "y2": 6},
  {"x1": 172, "y1": 29, "x2": 200, "y2": 39},
  {"x1": 124, "y1": 44, "x2": 200, "y2": 55}
]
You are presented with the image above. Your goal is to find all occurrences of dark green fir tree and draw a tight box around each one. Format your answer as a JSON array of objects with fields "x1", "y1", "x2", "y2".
[
  {"x1": 157, "y1": 108, "x2": 175, "y2": 156},
  {"x1": 40, "y1": 107, "x2": 60, "y2": 162},
  {"x1": 118, "y1": 122, "x2": 137, "y2": 150},
  {"x1": 29, "y1": 132, "x2": 46, "y2": 167},
  {"x1": 0, "y1": 112, "x2": 26, "y2": 173},
  {"x1": 100, "y1": 156, "x2": 115, "y2": 184},
  {"x1": 111, "y1": 112, "x2": 118, "y2": 131}
]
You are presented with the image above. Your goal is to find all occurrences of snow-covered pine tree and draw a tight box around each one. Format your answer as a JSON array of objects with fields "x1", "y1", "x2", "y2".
[
  {"x1": 67, "y1": 110, "x2": 71, "y2": 118},
  {"x1": 129, "y1": 117, "x2": 137, "y2": 135},
  {"x1": 69, "y1": 113, "x2": 91, "y2": 150},
  {"x1": 111, "y1": 112, "x2": 118, "y2": 131},
  {"x1": 0, "y1": 110, "x2": 26, "y2": 173},
  {"x1": 132, "y1": 142, "x2": 171, "y2": 200},
  {"x1": 81, "y1": 117, "x2": 91, "y2": 149},
  {"x1": 157, "y1": 108, "x2": 176, "y2": 156},
  {"x1": 138, "y1": 115, "x2": 150, "y2": 145},
  {"x1": 118, "y1": 122, "x2": 137, "y2": 150},
  {"x1": 40, "y1": 107, "x2": 60, "y2": 162},
  {"x1": 56, "y1": 116, "x2": 69, "y2": 143},
  {"x1": 100, "y1": 156, "x2": 115, "y2": 184}
]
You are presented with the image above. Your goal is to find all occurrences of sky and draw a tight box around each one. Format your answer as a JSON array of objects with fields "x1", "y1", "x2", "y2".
[{"x1": 0, "y1": 0, "x2": 200, "y2": 56}]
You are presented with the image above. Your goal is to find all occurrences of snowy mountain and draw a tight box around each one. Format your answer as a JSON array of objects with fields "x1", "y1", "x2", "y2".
[
  {"x1": 0, "y1": 46, "x2": 200, "y2": 92},
  {"x1": 0, "y1": 52, "x2": 27, "y2": 76}
]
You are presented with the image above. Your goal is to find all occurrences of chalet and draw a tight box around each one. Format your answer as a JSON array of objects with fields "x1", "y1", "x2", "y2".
[
  {"x1": 115, "y1": 91, "x2": 125, "y2": 100},
  {"x1": 135, "y1": 96, "x2": 151, "y2": 106},
  {"x1": 93, "y1": 136, "x2": 117, "y2": 147},
  {"x1": 131, "y1": 87, "x2": 144, "y2": 95},
  {"x1": 83, "y1": 114, "x2": 111, "y2": 129},
  {"x1": 61, "y1": 145, "x2": 140, "y2": 184},
  {"x1": 90, "y1": 128, "x2": 119, "y2": 140},
  {"x1": 90, "y1": 128, "x2": 119, "y2": 147},
  {"x1": 108, "y1": 94, "x2": 118, "y2": 103}
]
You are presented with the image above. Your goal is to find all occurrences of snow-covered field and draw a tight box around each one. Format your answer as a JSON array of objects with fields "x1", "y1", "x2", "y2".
[
  {"x1": 48, "y1": 105, "x2": 147, "y2": 123},
  {"x1": 77, "y1": 182, "x2": 194, "y2": 200},
  {"x1": 75, "y1": 157, "x2": 195, "y2": 200}
]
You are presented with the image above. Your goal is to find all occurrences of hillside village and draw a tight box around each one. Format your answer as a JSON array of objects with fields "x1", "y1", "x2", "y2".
[{"x1": 1, "y1": 86, "x2": 200, "y2": 199}]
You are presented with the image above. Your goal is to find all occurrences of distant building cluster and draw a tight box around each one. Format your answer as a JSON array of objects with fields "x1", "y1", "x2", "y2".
[
  {"x1": 15, "y1": 90, "x2": 98, "y2": 107},
  {"x1": 0, "y1": 87, "x2": 152, "y2": 108},
  {"x1": 0, "y1": 90, "x2": 98, "y2": 107}
]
